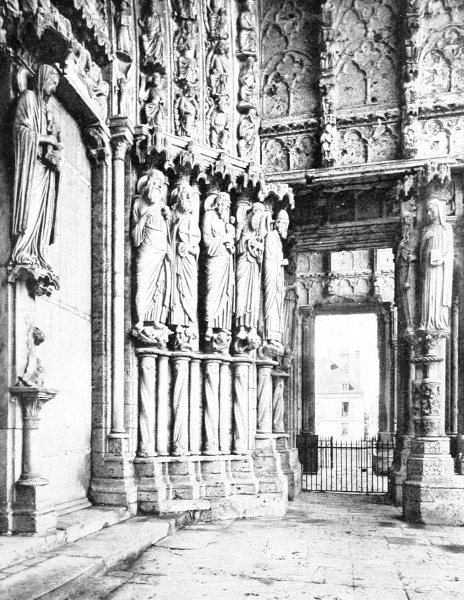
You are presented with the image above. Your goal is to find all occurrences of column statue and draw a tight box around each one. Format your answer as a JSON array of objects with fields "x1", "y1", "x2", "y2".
[
  {"x1": 202, "y1": 192, "x2": 235, "y2": 352},
  {"x1": 238, "y1": 108, "x2": 260, "y2": 161},
  {"x1": 397, "y1": 211, "x2": 419, "y2": 334},
  {"x1": 263, "y1": 210, "x2": 289, "y2": 355},
  {"x1": 11, "y1": 64, "x2": 62, "y2": 295},
  {"x1": 132, "y1": 169, "x2": 171, "y2": 345},
  {"x1": 419, "y1": 197, "x2": 453, "y2": 333},
  {"x1": 238, "y1": 0, "x2": 257, "y2": 54},
  {"x1": 235, "y1": 202, "x2": 267, "y2": 351},
  {"x1": 140, "y1": 71, "x2": 165, "y2": 129},
  {"x1": 170, "y1": 182, "x2": 201, "y2": 350}
]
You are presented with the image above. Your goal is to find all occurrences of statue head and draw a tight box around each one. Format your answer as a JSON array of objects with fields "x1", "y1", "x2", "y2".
[
  {"x1": 425, "y1": 197, "x2": 446, "y2": 227},
  {"x1": 174, "y1": 183, "x2": 196, "y2": 214},
  {"x1": 139, "y1": 169, "x2": 167, "y2": 204},
  {"x1": 216, "y1": 192, "x2": 230, "y2": 220},
  {"x1": 275, "y1": 209, "x2": 289, "y2": 239},
  {"x1": 36, "y1": 64, "x2": 59, "y2": 100}
]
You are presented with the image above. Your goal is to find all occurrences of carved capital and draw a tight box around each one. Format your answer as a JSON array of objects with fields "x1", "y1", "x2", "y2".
[
  {"x1": 10, "y1": 387, "x2": 58, "y2": 422},
  {"x1": 111, "y1": 136, "x2": 131, "y2": 161},
  {"x1": 85, "y1": 126, "x2": 110, "y2": 166}
]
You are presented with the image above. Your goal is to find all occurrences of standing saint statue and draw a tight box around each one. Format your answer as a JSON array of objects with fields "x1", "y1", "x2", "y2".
[
  {"x1": 202, "y1": 192, "x2": 235, "y2": 351},
  {"x1": 238, "y1": 0, "x2": 257, "y2": 54},
  {"x1": 11, "y1": 64, "x2": 62, "y2": 292},
  {"x1": 397, "y1": 211, "x2": 419, "y2": 334},
  {"x1": 132, "y1": 169, "x2": 171, "y2": 344},
  {"x1": 235, "y1": 202, "x2": 267, "y2": 346},
  {"x1": 170, "y1": 182, "x2": 201, "y2": 349},
  {"x1": 419, "y1": 197, "x2": 453, "y2": 332},
  {"x1": 139, "y1": 0, "x2": 164, "y2": 67},
  {"x1": 263, "y1": 210, "x2": 289, "y2": 353}
]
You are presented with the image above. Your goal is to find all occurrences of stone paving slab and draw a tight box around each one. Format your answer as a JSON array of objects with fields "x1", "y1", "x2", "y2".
[{"x1": 0, "y1": 514, "x2": 177, "y2": 600}]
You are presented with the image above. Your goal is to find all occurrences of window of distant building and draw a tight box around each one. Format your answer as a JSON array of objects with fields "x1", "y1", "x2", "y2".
[
  {"x1": 341, "y1": 382, "x2": 349, "y2": 391},
  {"x1": 341, "y1": 424, "x2": 348, "y2": 436},
  {"x1": 341, "y1": 401, "x2": 349, "y2": 417}
]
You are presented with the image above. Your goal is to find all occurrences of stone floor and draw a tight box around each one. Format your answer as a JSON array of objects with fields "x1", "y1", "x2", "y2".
[{"x1": 66, "y1": 492, "x2": 464, "y2": 600}]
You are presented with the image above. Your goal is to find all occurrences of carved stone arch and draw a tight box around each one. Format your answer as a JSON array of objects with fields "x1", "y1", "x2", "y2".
[
  {"x1": 340, "y1": 129, "x2": 368, "y2": 165},
  {"x1": 336, "y1": 61, "x2": 366, "y2": 108},
  {"x1": 369, "y1": 123, "x2": 399, "y2": 162},
  {"x1": 261, "y1": 23, "x2": 288, "y2": 64},
  {"x1": 421, "y1": 119, "x2": 450, "y2": 157},
  {"x1": 291, "y1": 133, "x2": 316, "y2": 171},
  {"x1": 262, "y1": 137, "x2": 289, "y2": 172},
  {"x1": 370, "y1": 55, "x2": 399, "y2": 104},
  {"x1": 334, "y1": 6, "x2": 366, "y2": 43},
  {"x1": 419, "y1": 48, "x2": 451, "y2": 96}
]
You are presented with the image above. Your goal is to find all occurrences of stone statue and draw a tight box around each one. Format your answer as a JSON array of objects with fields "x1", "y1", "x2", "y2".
[
  {"x1": 175, "y1": 82, "x2": 198, "y2": 137},
  {"x1": 173, "y1": 0, "x2": 197, "y2": 20},
  {"x1": 238, "y1": 108, "x2": 260, "y2": 161},
  {"x1": 235, "y1": 202, "x2": 267, "y2": 346},
  {"x1": 263, "y1": 210, "x2": 289, "y2": 354},
  {"x1": 139, "y1": 0, "x2": 164, "y2": 67},
  {"x1": 116, "y1": 0, "x2": 132, "y2": 57},
  {"x1": 11, "y1": 64, "x2": 62, "y2": 292},
  {"x1": 116, "y1": 61, "x2": 133, "y2": 117},
  {"x1": 202, "y1": 192, "x2": 235, "y2": 352},
  {"x1": 209, "y1": 96, "x2": 229, "y2": 149},
  {"x1": 176, "y1": 21, "x2": 198, "y2": 85},
  {"x1": 206, "y1": 0, "x2": 228, "y2": 39},
  {"x1": 238, "y1": 56, "x2": 257, "y2": 109},
  {"x1": 397, "y1": 212, "x2": 419, "y2": 333},
  {"x1": 18, "y1": 326, "x2": 45, "y2": 387},
  {"x1": 419, "y1": 197, "x2": 453, "y2": 333},
  {"x1": 132, "y1": 169, "x2": 171, "y2": 345},
  {"x1": 208, "y1": 41, "x2": 228, "y2": 97},
  {"x1": 140, "y1": 71, "x2": 165, "y2": 129},
  {"x1": 238, "y1": 0, "x2": 257, "y2": 54},
  {"x1": 170, "y1": 182, "x2": 201, "y2": 350}
]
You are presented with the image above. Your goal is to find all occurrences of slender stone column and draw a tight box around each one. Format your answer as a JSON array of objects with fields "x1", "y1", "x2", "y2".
[
  {"x1": 171, "y1": 355, "x2": 191, "y2": 456},
  {"x1": 219, "y1": 360, "x2": 232, "y2": 454},
  {"x1": 204, "y1": 358, "x2": 221, "y2": 455},
  {"x1": 272, "y1": 371, "x2": 286, "y2": 434},
  {"x1": 256, "y1": 360, "x2": 275, "y2": 435},
  {"x1": 109, "y1": 119, "x2": 133, "y2": 442},
  {"x1": 138, "y1": 354, "x2": 156, "y2": 457},
  {"x1": 156, "y1": 353, "x2": 170, "y2": 456},
  {"x1": 189, "y1": 357, "x2": 202, "y2": 455},
  {"x1": 233, "y1": 360, "x2": 249, "y2": 454},
  {"x1": 11, "y1": 387, "x2": 58, "y2": 534}
]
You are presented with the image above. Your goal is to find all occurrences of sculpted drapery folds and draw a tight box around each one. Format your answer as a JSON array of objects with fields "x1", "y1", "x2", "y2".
[
  {"x1": 238, "y1": 108, "x2": 260, "y2": 160},
  {"x1": 397, "y1": 212, "x2": 419, "y2": 334},
  {"x1": 264, "y1": 210, "x2": 289, "y2": 352},
  {"x1": 139, "y1": 0, "x2": 164, "y2": 67},
  {"x1": 235, "y1": 202, "x2": 267, "y2": 342},
  {"x1": 132, "y1": 169, "x2": 171, "y2": 345},
  {"x1": 419, "y1": 197, "x2": 453, "y2": 333},
  {"x1": 202, "y1": 192, "x2": 235, "y2": 347},
  {"x1": 170, "y1": 182, "x2": 201, "y2": 348},
  {"x1": 140, "y1": 71, "x2": 165, "y2": 129},
  {"x1": 238, "y1": 0, "x2": 257, "y2": 54},
  {"x1": 11, "y1": 64, "x2": 62, "y2": 289}
]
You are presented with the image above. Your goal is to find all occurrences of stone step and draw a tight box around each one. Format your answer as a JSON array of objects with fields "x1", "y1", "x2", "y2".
[
  {"x1": 0, "y1": 514, "x2": 179, "y2": 600},
  {"x1": 0, "y1": 506, "x2": 131, "y2": 572}
]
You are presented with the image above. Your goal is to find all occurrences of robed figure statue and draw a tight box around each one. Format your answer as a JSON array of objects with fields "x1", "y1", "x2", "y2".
[
  {"x1": 235, "y1": 202, "x2": 267, "y2": 344},
  {"x1": 170, "y1": 183, "x2": 201, "y2": 349},
  {"x1": 202, "y1": 192, "x2": 235, "y2": 351},
  {"x1": 419, "y1": 197, "x2": 453, "y2": 333},
  {"x1": 263, "y1": 210, "x2": 289, "y2": 352},
  {"x1": 11, "y1": 64, "x2": 62, "y2": 293},
  {"x1": 132, "y1": 170, "x2": 171, "y2": 344}
]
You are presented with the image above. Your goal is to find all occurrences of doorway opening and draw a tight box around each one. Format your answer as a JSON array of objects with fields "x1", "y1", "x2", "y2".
[{"x1": 314, "y1": 313, "x2": 379, "y2": 440}]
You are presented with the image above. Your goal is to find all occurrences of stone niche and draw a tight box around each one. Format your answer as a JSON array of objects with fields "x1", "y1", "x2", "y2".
[{"x1": 13, "y1": 97, "x2": 93, "y2": 517}]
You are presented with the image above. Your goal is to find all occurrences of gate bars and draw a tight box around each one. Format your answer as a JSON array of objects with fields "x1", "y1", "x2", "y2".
[{"x1": 302, "y1": 437, "x2": 395, "y2": 494}]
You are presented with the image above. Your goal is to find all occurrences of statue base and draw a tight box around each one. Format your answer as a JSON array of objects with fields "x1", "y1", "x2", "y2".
[{"x1": 12, "y1": 479, "x2": 57, "y2": 535}]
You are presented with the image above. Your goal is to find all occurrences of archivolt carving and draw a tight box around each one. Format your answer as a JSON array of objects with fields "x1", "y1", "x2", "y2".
[
  {"x1": 420, "y1": 120, "x2": 450, "y2": 157},
  {"x1": 419, "y1": 27, "x2": 464, "y2": 96}
]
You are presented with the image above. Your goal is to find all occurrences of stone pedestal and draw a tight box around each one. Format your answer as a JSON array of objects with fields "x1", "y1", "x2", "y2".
[
  {"x1": 135, "y1": 458, "x2": 173, "y2": 513},
  {"x1": 276, "y1": 435, "x2": 302, "y2": 499},
  {"x1": 11, "y1": 387, "x2": 58, "y2": 534},
  {"x1": 373, "y1": 431, "x2": 395, "y2": 476},
  {"x1": 390, "y1": 433, "x2": 414, "y2": 505},
  {"x1": 254, "y1": 434, "x2": 288, "y2": 497},
  {"x1": 404, "y1": 336, "x2": 464, "y2": 524}
]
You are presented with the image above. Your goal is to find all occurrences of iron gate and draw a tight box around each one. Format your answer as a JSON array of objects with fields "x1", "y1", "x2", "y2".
[{"x1": 302, "y1": 437, "x2": 395, "y2": 494}]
